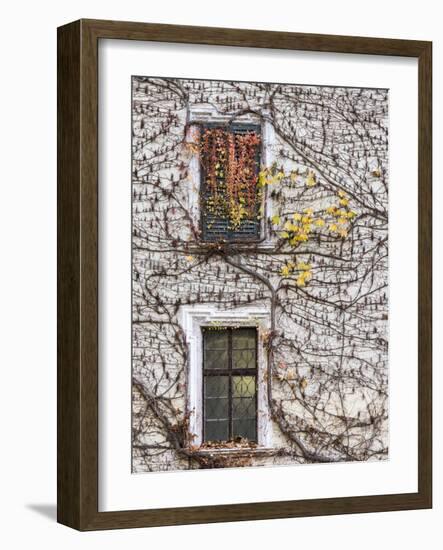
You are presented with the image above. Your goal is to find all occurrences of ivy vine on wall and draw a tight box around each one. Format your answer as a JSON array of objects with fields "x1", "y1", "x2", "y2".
[{"x1": 131, "y1": 76, "x2": 389, "y2": 471}]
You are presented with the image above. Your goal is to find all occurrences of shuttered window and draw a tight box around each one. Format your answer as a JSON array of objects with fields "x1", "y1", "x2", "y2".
[{"x1": 199, "y1": 123, "x2": 262, "y2": 242}]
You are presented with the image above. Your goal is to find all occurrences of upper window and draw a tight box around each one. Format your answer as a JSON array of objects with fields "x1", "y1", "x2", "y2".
[
  {"x1": 199, "y1": 123, "x2": 262, "y2": 242},
  {"x1": 202, "y1": 327, "x2": 258, "y2": 443}
]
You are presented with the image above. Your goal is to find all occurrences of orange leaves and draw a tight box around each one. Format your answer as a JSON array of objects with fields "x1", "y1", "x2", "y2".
[{"x1": 199, "y1": 127, "x2": 261, "y2": 228}]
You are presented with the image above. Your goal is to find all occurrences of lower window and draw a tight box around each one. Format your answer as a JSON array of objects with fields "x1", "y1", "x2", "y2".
[{"x1": 202, "y1": 327, "x2": 257, "y2": 443}]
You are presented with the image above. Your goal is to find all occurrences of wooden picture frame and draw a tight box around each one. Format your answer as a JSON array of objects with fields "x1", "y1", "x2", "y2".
[{"x1": 57, "y1": 18, "x2": 432, "y2": 530}]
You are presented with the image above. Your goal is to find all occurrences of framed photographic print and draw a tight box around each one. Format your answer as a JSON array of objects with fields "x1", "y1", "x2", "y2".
[{"x1": 57, "y1": 19, "x2": 432, "y2": 530}]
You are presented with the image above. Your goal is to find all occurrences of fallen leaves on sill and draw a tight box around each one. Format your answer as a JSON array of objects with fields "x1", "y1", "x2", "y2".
[{"x1": 198, "y1": 437, "x2": 258, "y2": 451}]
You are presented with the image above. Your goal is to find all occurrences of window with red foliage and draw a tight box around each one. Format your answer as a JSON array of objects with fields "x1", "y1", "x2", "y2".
[{"x1": 199, "y1": 123, "x2": 262, "y2": 242}]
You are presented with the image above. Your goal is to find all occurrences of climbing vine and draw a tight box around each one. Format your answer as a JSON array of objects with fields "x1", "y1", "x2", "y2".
[
  {"x1": 199, "y1": 127, "x2": 261, "y2": 229},
  {"x1": 131, "y1": 76, "x2": 389, "y2": 471}
]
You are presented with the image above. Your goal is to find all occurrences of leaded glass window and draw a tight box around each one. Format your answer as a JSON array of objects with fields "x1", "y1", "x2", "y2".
[{"x1": 202, "y1": 327, "x2": 257, "y2": 443}]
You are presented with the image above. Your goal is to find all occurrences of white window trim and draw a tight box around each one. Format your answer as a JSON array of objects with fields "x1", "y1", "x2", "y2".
[
  {"x1": 186, "y1": 105, "x2": 276, "y2": 247},
  {"x1": 179, "y1": 304, "x2": 273, "y2": 449}
]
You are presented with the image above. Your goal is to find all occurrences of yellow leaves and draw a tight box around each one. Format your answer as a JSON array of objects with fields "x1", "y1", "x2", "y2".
[
  {"x1": 294, "y1": 233, "x2": 308, "y2": 243},
  {"x1": 324, "y1": 191, "x2": 357, "y2": 239},
  {"x1": 279, "y1": 208, "x2": 316, "y2": 248},
  {"x1": 296, "y1": 269, "x2": 312, "y2": 287},
  {"x1": 284, "y1": 220, "x2": 298, "y2": 232},
  {"x1": 228, "y1": 198, "x2": 247, "y2": 229},
  {"x1": 281, "y1": 265, "x2": 291, "y2": 277},
  {"x1": 306, "y1": 170, "x2": 317, "y2": 187},
  {"x1": 258, "y1": 171, "x2": 268, "y2": 187},
  {"x1": 185, "y1": 255, "x2": 194, "y2": 262},
  {"x1": 278, "y1": 195, "x2": 355, "y2": 246},
  {"x1": 298, "y1": 266, "x2": 312, "y2": 282},
  {"x1": 372, "y1": 168, "x2": 381, "y2": 177},
  {"x1": 292, "y1": 232, "x2": 308, "y2": 243},
  {"x1": 259, "y1": 165, "x2": 323, "y2": 191},
  {"x1": 280, "y1": 258, "x2": 313, "y2": 287},
  {"x1": 300, "y1": 377, "x2": 308, "y2": 390},
  {"x1": 265, "y1": 176, "x2": 357, "y2": 247},
  {"x1": 258, "y1": 167, "x2": 285, "y2": 186},
  {"x1": 329, "y1": 223, "x2": 348, "y2": 238},
  {"x1": 260, "y1": 166, "x2": 321, "y2": 190},
  {"x1": 280, "y1": 260, "x2": 295, "y2": 277}
]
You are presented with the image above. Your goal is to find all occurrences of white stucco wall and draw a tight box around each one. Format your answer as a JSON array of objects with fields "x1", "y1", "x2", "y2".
[{"x1": 131, "y1": 77, "x2": 389, "y2": 472}]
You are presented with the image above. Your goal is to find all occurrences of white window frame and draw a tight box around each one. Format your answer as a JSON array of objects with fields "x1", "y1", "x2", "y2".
[
  {"x1": 185, "y1": 105, "x2": 276, "y2": 246},
  {"x1": 179, "y1": 304, "x2": 273, "y2": 448}
]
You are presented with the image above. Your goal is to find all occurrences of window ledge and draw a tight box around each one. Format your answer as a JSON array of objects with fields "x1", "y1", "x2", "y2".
[
  {"x1": 185, "y1": 239, "x2": 277, "y2": 252},
  {"x1": 188, "y1": 446, "x2": 276, "y2": 458}
]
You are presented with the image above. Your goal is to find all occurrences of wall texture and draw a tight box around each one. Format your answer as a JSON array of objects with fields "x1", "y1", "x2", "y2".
[{"x1": 131, "y1": 77, "x2": 389, "y2": 472}]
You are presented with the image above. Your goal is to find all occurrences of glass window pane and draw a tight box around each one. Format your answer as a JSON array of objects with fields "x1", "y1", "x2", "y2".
[
  {"x1": 204, "y1": 349, "x2": 228, "y2": 370},
  {"x1": 204, "y1": 419, "x2": 229, "y2": 442},
  {"x1": 232, "y1": 375, "x2": 256, "y2": 398},
  {"x1": 232, "y1": 418, "x2": 256, "y2": 441},
  {"x1": 205, "y1": 397, "x2": 229, "y2": 420},
  {"x1": 233, "y1": 349, "x2": 256, "y2": 370},
  {"x1": 233, "y1": 396, "x2": 256, "y2": 419},
  {"x1": 232, "y1": 328, "x2": 256, "y2": 350},
  {"x1": 205, "y1": 376, "x2": 228, "y2": 398},
  {"x1": 204, "y1": 330, "x2": 228, "y2": 350},
  {"x1": 204, "y1": 377, "x2": 229, "y2": 442}
]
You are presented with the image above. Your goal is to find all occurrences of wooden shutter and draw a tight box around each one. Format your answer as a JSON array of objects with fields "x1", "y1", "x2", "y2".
[{"x1": 200, "y1": 123, "x2": 262, "y2": 242}]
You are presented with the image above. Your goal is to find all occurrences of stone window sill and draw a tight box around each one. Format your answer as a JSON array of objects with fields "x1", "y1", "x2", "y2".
[{"x1": 188, "y1": 446, "x2": 276, "y2": 458}]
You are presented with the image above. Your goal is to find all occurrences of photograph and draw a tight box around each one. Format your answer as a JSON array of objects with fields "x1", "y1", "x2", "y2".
[{"x1": 131, "y1": 76, "x2": 389, "y2": 472}]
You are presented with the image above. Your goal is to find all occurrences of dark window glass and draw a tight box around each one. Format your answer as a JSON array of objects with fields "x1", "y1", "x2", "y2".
[
  {"x1": 203, "y1": 327, "x2": 258, "y2": 443},
  {"x1": 199, "y1": 123, "x2": 262, "y2": 242}
]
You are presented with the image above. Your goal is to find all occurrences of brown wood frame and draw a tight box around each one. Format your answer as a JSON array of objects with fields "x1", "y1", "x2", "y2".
[{"x1": 57, "y1": 18, "x2": 432, "y2": 531}]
